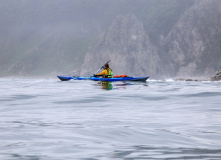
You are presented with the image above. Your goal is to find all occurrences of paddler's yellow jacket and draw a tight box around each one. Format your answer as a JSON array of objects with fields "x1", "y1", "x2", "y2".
[{"x1": 96, "y1": 68, "x2": 113, "y2": 78}]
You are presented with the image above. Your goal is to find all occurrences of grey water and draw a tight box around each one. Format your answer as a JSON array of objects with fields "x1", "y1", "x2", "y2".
[{"x1": 0, "y1": 78, "x2": 221, "y2": 160}]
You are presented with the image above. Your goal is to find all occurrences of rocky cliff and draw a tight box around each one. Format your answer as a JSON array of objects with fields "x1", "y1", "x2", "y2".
[
  {"x1": 1, "y1": 0, "x2": 220, "y2": 79},
  {"x1": 163, "y1": 0, "x2": 221, "y2": 79},
  {"x1": 80, "y1": 15, "x2": 173, "y2": 78},
  {"x1": 1, "y1": 0, "x2": 194, "y2": 77},
  {"x1": 81, "y1": 0, "x2": 221, "y2": 79}
]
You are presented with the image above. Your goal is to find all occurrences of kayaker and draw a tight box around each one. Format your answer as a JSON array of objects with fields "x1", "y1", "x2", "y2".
[{"x1": 94, "y1": 64, "x2": 113, "y2": 78}]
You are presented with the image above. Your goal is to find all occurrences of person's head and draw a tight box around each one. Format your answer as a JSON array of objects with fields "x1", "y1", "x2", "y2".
[{"x1": 105, "y1": 64, "x2": 109, "y2": 69}]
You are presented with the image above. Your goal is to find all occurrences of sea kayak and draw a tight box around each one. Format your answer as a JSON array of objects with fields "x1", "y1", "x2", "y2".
[{"x1": 57, "y1": 76, "x2": 149, "y2": 82}]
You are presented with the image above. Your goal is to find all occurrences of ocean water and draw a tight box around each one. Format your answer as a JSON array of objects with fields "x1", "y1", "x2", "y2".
[{"x1": 0, "y1": 78, "x2": 221, "y2": 160}]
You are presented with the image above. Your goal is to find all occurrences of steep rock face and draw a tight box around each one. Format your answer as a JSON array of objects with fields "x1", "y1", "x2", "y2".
[
  {"x1": 81, "y1": 0, "x2": 221, "y2": 79},
  {"x1": 80, "y1": 15, "x2": 171, "y2": 78},
  {"x1": 164, "y1": 0, "x2": 221, "y2": 78}
]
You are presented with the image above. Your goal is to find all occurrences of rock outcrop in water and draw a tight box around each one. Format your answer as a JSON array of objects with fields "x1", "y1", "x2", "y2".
[{"x1": 211, "y1": 68, "x2": 221, "y2": 81}]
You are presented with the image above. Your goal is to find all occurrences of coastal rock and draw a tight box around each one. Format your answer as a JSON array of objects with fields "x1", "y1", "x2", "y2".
[
  {"x1": 175, "y1": 78, "x2": 199, "y2": 81},
  {"x1": 211, "y1": 68, "x2": 221, "y2": 81}
]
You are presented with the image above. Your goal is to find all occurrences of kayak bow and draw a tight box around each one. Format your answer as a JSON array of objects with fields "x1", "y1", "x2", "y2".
[{"x1": 57, "y1": 76, "x2": 89, "y2": 81}]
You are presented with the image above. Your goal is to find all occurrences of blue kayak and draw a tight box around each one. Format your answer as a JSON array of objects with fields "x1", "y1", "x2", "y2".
[{"x1": 57, "y1": 76, "x2": 149, "y2": 82}]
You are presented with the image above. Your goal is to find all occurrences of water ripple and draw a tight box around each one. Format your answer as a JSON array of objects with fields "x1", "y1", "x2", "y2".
[
  {"x1": 112, "y1": 146, "x2": 221, "y2": 160},
  {"x1": 0, "y1": 78, "x2": 221, "y2": 159}
]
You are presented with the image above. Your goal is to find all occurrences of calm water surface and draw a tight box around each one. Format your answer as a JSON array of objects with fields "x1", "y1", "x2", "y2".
[{"x1": 0, "y1": 78, "x2": 221, "y2": 160}]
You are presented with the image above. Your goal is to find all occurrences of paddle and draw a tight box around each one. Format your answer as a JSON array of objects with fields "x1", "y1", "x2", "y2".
[{"x1": 90, "y1": 60, "x2": 111, "y2": 78}]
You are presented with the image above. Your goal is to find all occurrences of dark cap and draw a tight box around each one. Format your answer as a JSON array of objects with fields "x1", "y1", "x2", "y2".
[{"x1": 105, "y1": 64, "x2": 109, "y2": 68}]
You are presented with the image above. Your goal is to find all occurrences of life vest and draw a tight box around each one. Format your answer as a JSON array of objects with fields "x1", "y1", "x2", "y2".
[{"x1": 104, "y1": 68, "x2": 113, "y2": 78}]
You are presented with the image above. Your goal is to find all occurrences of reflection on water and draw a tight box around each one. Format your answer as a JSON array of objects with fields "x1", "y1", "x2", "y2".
[
  {"x1": 100, "y1": 82, "x2": 113, "y2": 90},
  {"x1": 95, "y1": 81, "x2": 148, "y2": 90}
]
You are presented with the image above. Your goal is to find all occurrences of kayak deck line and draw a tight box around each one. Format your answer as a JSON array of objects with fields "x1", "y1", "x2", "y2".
[{"x1": 57, "y1": 76, "x2": 149, "y2": 82}]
